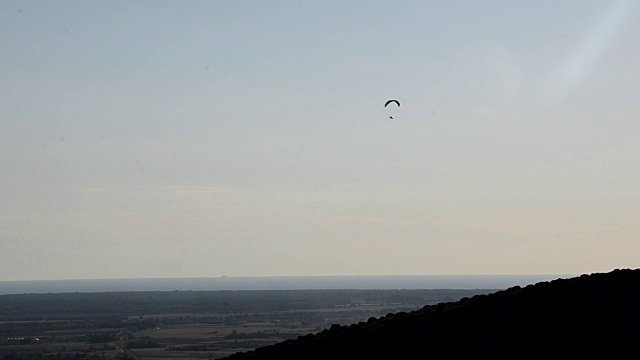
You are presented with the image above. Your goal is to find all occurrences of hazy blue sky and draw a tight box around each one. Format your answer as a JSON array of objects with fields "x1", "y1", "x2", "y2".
[{"x1": 2, "y1": 1, "x2": 639, "y2": 280}]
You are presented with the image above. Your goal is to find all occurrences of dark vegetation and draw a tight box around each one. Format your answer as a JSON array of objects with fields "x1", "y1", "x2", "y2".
[
  {"x1": 0, "y1": 289, "x2": 492, "y2": 359},
  {"x1": 0, "y1": 289, "x2": 485, "y2": 320},
  {"x1": 223, "y1": 269, "x2": 640, "y2": 359}
]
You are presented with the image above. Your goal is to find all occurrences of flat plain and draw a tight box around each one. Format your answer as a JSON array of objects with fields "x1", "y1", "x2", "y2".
[{"x1": 0, "y1": 289, "x2": 495, "y2": 359}]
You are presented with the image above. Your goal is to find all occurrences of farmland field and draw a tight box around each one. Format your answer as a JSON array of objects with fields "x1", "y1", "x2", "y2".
[{"x1": 0, "y1": 289, "x2": 495, "y2": 359}]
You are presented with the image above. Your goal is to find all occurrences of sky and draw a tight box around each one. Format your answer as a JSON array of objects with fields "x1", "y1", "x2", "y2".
[{"x1": 1, "y1": 1, "x2": 639, "y2": 281}]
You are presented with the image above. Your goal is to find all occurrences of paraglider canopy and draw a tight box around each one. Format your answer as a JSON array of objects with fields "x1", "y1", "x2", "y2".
[{"x1": 385, "y1": 99, "x2": 400, "y2": 119}]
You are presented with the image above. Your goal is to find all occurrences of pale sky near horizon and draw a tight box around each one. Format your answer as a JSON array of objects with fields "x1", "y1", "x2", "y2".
[{"x1": 2, "y1": 1, "x2": 639, "y2": 281}]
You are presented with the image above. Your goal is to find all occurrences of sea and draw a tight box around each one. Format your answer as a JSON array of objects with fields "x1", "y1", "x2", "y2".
[{"x1": 0, "y1": 275, "x2": 572, "y2": 295}]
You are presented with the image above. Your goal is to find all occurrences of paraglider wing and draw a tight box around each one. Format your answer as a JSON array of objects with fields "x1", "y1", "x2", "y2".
[{"x1": 384, "y1": 99, "x2": 400, "y2": 107}]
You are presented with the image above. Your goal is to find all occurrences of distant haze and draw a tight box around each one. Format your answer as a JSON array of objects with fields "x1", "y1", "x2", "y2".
[
  {"x1": 0, "y1": 275, "x2": 571, "y2": 295},
  {"x1": 1, "y1": 1, "x2": 639, "y2": 280}
]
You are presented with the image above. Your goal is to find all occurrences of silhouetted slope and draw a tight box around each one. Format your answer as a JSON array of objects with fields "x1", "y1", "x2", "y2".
[{"x1": 224, "y1": 269, "x2": 640, "y2": 359}]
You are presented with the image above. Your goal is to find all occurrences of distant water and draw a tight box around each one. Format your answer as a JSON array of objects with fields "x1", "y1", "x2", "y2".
[{"x1": 0, "y1": 275, "x2": 572, "y2": 295}]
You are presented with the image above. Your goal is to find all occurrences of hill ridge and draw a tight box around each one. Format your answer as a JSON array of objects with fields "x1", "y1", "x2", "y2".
[{"x1": 224, "y1": 268, "x2": 640, "y2": 359}]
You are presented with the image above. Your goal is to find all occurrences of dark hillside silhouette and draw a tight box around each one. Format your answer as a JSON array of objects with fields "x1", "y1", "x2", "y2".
[{"x1": 224, "y1": 269, "x2": 640, "y2": 359}]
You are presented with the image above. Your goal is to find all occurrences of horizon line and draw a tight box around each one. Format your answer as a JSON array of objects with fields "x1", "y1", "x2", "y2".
[{"x1": 0, "y1": 273, "x2": 579, "y2": 283}]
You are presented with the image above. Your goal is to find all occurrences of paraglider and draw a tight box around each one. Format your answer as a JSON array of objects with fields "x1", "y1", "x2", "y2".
[
  {"x1": 384, "y1": 99, "x2": 400, "y2": 107},
  {"x1": 384, "y1": 99, "x2": 400, "y2": 119}
]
